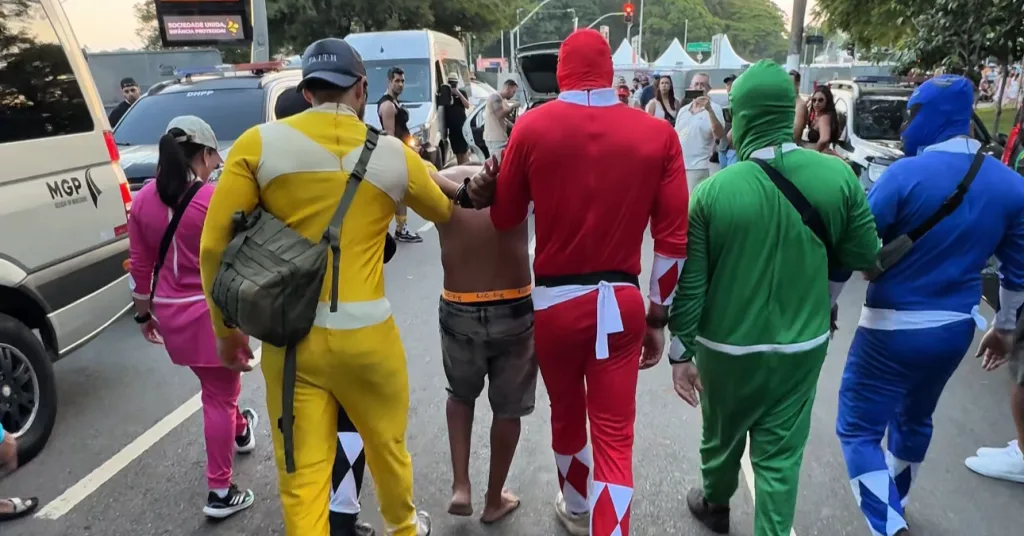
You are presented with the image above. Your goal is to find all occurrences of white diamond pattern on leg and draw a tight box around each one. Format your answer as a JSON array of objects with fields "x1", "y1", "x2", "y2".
[
  {"x1": 556, "y1": 445, "x2": 592, "y2": 515},
  {"x1": 340, "y1": 432, "x2": 363, "y2": 465},
  {"x1": 606, "y1": 483, "x2": 633, "y2": 521}
]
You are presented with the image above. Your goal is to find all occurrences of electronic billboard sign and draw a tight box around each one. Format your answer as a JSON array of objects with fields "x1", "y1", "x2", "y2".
[{"x1": 155, "y1": 0, "x2": 253, "y2": 47}]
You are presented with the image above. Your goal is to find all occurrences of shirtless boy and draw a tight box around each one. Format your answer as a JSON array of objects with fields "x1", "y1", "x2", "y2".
[{"x1": 432, "y1": 165, "x2": 536, "y2": 524}]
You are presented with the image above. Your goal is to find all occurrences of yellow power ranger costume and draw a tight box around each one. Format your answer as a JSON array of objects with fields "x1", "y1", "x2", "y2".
[{"x1": 200, "y1": 102, "x2": 453, "y2": 535}]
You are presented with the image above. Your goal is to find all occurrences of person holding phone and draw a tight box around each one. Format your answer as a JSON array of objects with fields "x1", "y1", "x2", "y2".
[
  {"x1": 444, "y1": 73, "x2": 472, "y2": 165},
  {"x1": 675, "y1": 72, "x2": 726, "y2": 191}
]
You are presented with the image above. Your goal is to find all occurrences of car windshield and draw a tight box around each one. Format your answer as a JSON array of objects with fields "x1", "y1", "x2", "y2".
[
  {"x1": 854, "y1": 97, "x2": 907, "y2": 141},
  {"x1": 113, "y1": 89, "x2": 264, "y2": 146},
  {"x1": 364, "y1": 59, "x2": 432, "y2": 104}
]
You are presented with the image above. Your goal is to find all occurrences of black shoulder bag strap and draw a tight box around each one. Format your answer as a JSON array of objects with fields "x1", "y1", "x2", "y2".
[
  {"x1": 281, "y1": 126, "x2": 380, "y2": 474},
  {"x1": 871, "y1": 151, "x2": 987, "y2": 277},
  {"x1": 150, "y1": 181, "x2": 204, "y2": 298},
  {"x1": 750, "y1": 158, "x2": 837, "y2": 267},
  {"x1": 907, "y1": 150, "x2": 986, "y2": 241}
]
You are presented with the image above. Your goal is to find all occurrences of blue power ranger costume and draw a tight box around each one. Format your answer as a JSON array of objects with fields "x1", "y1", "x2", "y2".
[{"x1": 834, "y1": 75, "x2": 1024, "y2": 535}]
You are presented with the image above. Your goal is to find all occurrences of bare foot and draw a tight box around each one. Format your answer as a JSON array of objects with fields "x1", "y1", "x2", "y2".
[
  {"x1": 448, "y1": 488, "x2": 473, "y2": 517},
  {"x1": 480, "y1": 489, "x2": 520, "y2": 524}
]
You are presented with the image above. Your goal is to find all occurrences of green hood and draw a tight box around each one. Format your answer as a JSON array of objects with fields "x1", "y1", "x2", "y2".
[{"x1": 730, "y1": 60, "x2": 796, "y2": 160}]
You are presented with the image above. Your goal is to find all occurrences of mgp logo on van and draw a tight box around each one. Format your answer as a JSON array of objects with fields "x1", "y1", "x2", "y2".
[{"x1": 46, "y1": 169, "x2": 102, "y2": 209}]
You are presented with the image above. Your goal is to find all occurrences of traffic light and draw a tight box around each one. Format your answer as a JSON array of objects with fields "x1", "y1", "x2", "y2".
[{"x1": 623, "y1": 2, "x2": 634, "y2": 24}]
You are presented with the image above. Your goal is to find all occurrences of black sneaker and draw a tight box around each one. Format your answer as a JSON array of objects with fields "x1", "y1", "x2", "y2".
[
  {"x1": 686, "y1": 487, "x2": 729, "y2": 534},
  {"x1": 395, "y1": 228, "x2": 423, "y2": 243},
  {"x1": 330, "y1": 512, "x2": 377, "y2": 536},
  {"x1": 203, "y1": 484, "x2": 255, "y2": 519},
  {"x1": 234, "y1": 408, "x2": 258, "y2": 454}
]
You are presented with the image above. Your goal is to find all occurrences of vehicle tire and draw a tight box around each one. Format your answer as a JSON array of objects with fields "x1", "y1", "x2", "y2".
[{"x1": 0, "y1": 312, "x2": 57, "y2": 465}]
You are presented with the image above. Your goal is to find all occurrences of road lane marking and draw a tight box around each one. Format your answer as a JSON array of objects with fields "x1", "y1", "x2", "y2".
[
  {"x1": 416, "y1": 221, "x2": 435, "y2": 234},
  {"x1": 36, "y1": 347, "x2": 263, "y2": 520},
  {"x1": 740, "y1": 437, "x2": 798, "y2": 536}
]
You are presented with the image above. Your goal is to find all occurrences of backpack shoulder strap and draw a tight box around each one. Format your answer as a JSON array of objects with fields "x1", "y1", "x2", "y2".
[
  {"x1": 151, "y1": 181, "x2": 204, "y2": 297},
  {"x1": 906, "y1": 150, "x2": 986, "y2": 241},
  {"x1": 325, "y1": 126, "x2": 381, "y2": 311},
  {"x1": 750, "y1": 158, "x2": 837, "y2": 266}
]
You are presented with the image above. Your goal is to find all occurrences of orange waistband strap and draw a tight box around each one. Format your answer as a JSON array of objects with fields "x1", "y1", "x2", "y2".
[{"x1": 442, "y1": 285, "x2": 533, "y2": 304}]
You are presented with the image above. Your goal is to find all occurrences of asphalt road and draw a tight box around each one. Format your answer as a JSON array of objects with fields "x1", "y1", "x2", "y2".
[{"x1": 1, "y1": 211, "x2": 1022, "y2": 536}]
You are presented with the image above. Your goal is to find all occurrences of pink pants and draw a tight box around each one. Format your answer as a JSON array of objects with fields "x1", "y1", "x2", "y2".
[{"x1": 190, "y1": 366, "x2": 247, "y2": 490}]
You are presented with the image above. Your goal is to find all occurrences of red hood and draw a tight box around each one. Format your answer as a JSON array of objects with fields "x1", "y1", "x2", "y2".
[{"x1": 556, "y1": 29, "x2": 613, "y2": 92}]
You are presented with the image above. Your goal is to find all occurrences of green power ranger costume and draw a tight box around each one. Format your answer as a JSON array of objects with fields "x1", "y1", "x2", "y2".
[{"x1": 666, "y1": 61, "x2": 880, "y2": 535}]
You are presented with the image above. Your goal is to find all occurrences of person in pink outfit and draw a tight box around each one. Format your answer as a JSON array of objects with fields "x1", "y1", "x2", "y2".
[{"x1": 127, "y1": 116, "x2": 258, "y2": 519}]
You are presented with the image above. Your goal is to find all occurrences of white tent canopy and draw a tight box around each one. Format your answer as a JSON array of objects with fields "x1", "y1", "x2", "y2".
[
  {"x1": 653, "y1": 38, "x2": 701, "y2": 69},
  {"x1": 611, "y1": 38, "x2": 646, "y2": 67},
  {"x1": 701, "y1": 34, "x2": 750, "y2": 69}
]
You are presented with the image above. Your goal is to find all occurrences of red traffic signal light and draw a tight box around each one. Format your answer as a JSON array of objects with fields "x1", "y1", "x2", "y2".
[{"x1": 623, "y1": 2, "x2": 634, "y2": 14}]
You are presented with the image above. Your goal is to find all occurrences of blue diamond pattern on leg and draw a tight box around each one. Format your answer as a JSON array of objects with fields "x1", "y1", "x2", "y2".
[
  {"x1": 893, "y1": 465, "x2": 912, "y2": 505},
  {"x1": 859, "y1": 480, "x2": 891, "y2": 536}
]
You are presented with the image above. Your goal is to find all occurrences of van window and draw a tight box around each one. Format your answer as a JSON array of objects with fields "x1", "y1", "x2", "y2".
[
  {"x1": 0, "y1": 2, "x2": 94, "y2": 144},
  {"x1": 365, "y1": 59, "x2": 432, "y2": 104},
  {"x1": 442, "y1": 59, "x2": 472, "y2": 87}
]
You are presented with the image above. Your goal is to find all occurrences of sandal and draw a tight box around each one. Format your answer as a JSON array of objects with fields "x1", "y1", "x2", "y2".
[{"x1": 0, "y1": 497, "x2": 39, "y2": 522}]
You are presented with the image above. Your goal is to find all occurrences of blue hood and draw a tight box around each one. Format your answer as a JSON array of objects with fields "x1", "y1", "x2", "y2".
[{"x1": 902, "y1": 75, "x2": 974, "y2": 155}]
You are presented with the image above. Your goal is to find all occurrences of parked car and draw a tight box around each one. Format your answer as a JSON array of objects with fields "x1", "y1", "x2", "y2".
[
  {"x1": 0, "y1": 0, "x2": 135, "y2": 463},
  {"x1": 115, "y1": 62, "x2": 302, "y2": 190},
  {"x1": 514, "y1": 41, "x2": 560, "y2": 113},
  {"x1": 469, "y1": 80, "x2": 497, "y2": 108},
  {"x1": 826, "y1": 78, "x2": 1004, "y2": 192}
]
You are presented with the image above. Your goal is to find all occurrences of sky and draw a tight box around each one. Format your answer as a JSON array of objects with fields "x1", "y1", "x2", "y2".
[{"x1": 65, "y1": 0, "x2": 815, "y2": 52}]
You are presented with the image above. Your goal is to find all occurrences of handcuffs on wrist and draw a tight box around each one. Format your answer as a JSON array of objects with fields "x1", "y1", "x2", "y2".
[{"x1": 454, "y1": 178, "x2": 474, "y2": 208}]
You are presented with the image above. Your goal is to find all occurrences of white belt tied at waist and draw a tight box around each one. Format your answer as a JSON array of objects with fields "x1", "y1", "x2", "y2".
[
  {"x1": 533, "y1": 282, "x2": 635, "y2": 359},
  {"x1": 858, "y1": 305, "x2": 986, "y2": 331},
  {"x1": 313, "y1": 297, "x2": 392, "y2": 330}
]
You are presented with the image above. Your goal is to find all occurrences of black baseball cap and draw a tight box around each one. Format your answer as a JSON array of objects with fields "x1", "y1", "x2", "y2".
[
  {"x1": 274, "y1": 90, "x2": 311, "y2": 119},
  {"x1": 120, "y1": 77, "x2": 138, "y2": 89},
  {"x1": 297, "y1": 38, "x2": 366, "y2": 91},
  {"x1": 723, "y1": 74, "x2": 737, "y2": 84}
]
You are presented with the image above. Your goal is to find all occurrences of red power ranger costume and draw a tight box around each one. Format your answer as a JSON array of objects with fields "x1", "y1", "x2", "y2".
[{"x1": 489, "y1": 29, "x2": 689, "y2": 536}]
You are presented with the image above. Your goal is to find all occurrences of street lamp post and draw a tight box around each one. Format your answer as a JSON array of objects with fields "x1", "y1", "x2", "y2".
[
  {"x1": 637, "y1": 0, "x2": 644, "y2": 59},
  {"x1": 510, "y1": 1, "x2": 576, "y2": 72},
  {"x1": 251, "y1": 0, "x2": 270, "y2": 62},
  {"x1": 586, "y1": 12, "x2": 627, "y2": 29}
]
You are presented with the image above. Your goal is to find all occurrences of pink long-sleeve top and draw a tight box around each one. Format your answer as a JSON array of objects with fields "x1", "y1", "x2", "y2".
[{"x1": 128, "y1": 180, "x2": 214, "y2": 304}]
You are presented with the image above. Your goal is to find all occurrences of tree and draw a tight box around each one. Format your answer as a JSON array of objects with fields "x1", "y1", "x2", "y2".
[
  {"x1": 706, "y1": 0, "x2": 788, "y2": 63},
  {"x1": 813, "y1": 0, "x2": 917, "y2": 49},
  {"x1": 896, "y1": 0, "x2": 1024, "y2": 131},
  {"x1": 636, "y1": 0, "x2": 720, "y2": 60}
]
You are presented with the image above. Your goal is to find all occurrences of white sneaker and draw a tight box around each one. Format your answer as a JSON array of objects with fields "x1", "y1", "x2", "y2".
[
  {"x1": 415, "y1": 510, "x2": 431, "y2": 536},
  {"x1": 234, "y1": 408, "x2": 258, "y2": 454},
  {"x1": 554, "y1": 492, "x2": 589, "y2": 536},
  {"x1": 965, "y1": 441, "x2": 1024, "y2": 483},
  {"x1": 976, "y1": 439, "x2": 1019, "y2": 457}
]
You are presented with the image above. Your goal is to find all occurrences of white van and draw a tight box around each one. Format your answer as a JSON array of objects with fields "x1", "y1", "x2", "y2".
[
  {"x1": 0, "y1": 0, "x2": 133, "y2": 462},
  {"x1": 345, "y1": 30, "x2": 471, "y2": 167}
]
